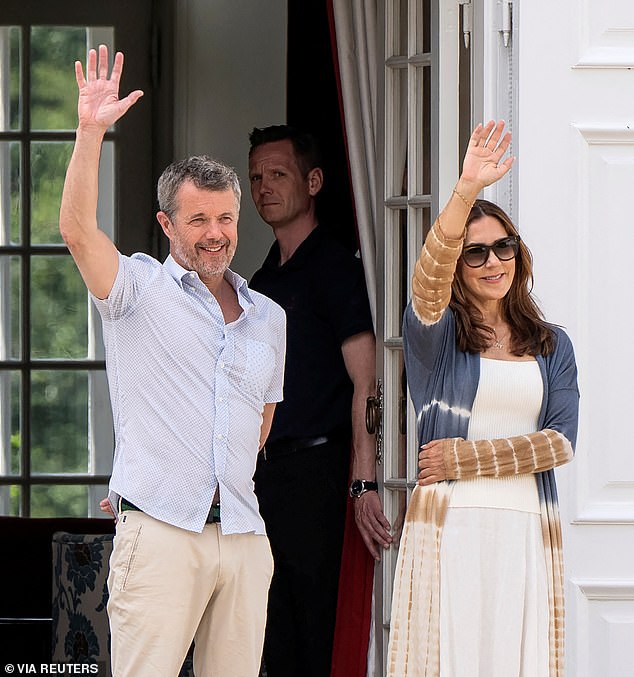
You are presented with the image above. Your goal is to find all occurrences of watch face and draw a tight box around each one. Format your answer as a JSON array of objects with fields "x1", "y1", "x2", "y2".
[{"x1": 350, "y1": 480, "x2": 363, "y2": 496}]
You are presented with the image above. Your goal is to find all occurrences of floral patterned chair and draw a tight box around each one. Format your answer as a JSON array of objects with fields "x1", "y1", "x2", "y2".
[
  {"x1": 51, "y1": 532, "x2": 113, "y2": 672},
  {"x1": 51, "y1": 531, "x2": 194, "y2": 675}
]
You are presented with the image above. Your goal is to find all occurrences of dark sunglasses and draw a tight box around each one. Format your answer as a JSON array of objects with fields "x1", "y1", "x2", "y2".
[{"x1": 461, "y1": 236, "x2": 520, "y2": 268}]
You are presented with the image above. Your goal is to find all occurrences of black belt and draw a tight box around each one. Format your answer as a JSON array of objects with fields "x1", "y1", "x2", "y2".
[
  {"x1": 120, "y1": 499, "x2": 221, "y2": 524},
  {"x1": 263, "y1": 435, "x2": 332, "y2": 460}
]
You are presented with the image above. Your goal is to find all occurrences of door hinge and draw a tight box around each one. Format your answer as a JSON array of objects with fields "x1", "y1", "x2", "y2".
[
  {"x1": 499, "y1": 0, "x2": 513, "y2": 48},
  {"x1": 458, "y1": 0, "x2": 473, "y2": 49}
]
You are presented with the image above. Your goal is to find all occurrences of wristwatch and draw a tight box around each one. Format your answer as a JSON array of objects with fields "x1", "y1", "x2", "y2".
[{"x1": 349, "y1": 479, "x2": 378, "y2": 498}]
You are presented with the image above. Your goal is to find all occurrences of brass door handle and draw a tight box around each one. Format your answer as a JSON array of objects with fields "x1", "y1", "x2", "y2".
[{"x1": 366, "y1": 395, "x2": 380, "y2": 434}]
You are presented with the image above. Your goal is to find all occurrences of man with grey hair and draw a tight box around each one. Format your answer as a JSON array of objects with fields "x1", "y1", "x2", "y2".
[{"x1": 60, "y1": 46, "x2": 286, "y2": 676}]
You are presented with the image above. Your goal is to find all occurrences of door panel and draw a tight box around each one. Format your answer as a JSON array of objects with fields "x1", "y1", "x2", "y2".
[
  {"x1": 514, "y1": 2, "x2": 634, "y2": 674},
  {"x1": 375, "y1": 0, "x2": 460, "y2": 673}
]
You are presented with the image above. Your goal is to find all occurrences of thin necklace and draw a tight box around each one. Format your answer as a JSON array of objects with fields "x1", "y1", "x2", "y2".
[{"x1": 492, "y1": 328, "x2": 505, "y2": 350}]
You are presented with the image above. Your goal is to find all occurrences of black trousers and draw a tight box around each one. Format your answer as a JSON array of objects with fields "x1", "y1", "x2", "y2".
[{"x1": 254, "y1": 437, "x2": 350, "y2": 677}]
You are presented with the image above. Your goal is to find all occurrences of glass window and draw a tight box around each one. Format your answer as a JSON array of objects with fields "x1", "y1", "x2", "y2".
[
  {"x1": 0, "y1": 1, "x2": 167, "y2": 518},
  {"x1": 31, "y1": 483, "x2": 110, "y2": 518},
  {"x1": 30, "y1": 370, "x2": 89, "y2": 474},
  {"x1": 379, "y1": 0, "x2": 435, "y2": 670},
  {"x1": 0, "y1": 27, "x2": 21, "y2": 132},
  {"x1": 0, "y1": 141, "x2": 21, "y2": 245},
  {"x1": 30, "y1": 256, "x2": 88, "y2": 359},
  {"x1": 30, "y1": 27, "x2": 88, "y2": 132},
  {"x1": 30, "y1": 142, "x2": 74, "y2": 245},
  {"x1": 0, "y1": 24, "x2": 115, "y2": 517}
]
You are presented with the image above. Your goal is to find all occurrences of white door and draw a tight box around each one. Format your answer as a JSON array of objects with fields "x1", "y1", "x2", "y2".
[
  {"x1": 374, "y1": 0, "x2": 463, "y2": 673},
  {"x1": 475, "y1": 1, "x2": 634, "y2": 674}
]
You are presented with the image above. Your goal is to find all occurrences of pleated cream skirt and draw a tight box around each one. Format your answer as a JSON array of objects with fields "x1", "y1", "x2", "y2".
[{"x1": 439, "y1": 506, "x2": 550, "y2": 677}]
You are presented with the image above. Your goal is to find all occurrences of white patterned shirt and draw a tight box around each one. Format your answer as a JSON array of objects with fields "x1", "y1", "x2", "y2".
[{"x1": 92, "y1": 253, "x2": 286, "y2": 534}]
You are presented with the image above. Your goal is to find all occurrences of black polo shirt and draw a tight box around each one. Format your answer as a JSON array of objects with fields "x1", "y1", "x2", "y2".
[{"x1": 250, "y1": 225, "x2": 373, "y2": 443}]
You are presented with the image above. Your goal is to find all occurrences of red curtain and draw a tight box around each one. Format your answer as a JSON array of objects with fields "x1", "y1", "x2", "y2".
[{"x1": 331, "y1": 491, "x2": 375, "y2": 676}]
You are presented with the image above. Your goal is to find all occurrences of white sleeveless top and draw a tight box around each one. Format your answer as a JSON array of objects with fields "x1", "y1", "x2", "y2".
[{"x1": 449, "y1": 357, "x2": 543, "y2": 513}]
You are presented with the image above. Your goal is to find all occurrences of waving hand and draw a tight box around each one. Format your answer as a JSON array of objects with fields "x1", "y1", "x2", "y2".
[
  {"x1": 60, "y1": 45, "x2": 143, "y2": 301},
  {"x1": 460, "y1": 120, "x2": 514, "y2": 191},
  {"x1": 75, "y1": 45, "x2": 143, "y2": 131}
]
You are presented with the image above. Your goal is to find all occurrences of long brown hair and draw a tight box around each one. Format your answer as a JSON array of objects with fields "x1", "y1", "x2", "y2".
[{"x1": 449, "y1": 199, "x2": 555, "y2": 356}]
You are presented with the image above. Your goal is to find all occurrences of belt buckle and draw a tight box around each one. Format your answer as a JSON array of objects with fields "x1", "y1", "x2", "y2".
[{"x1": 207, "y1": 504, "x2": 221, "y2": 523}]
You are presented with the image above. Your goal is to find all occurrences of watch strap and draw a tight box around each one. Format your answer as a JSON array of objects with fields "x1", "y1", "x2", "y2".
[{"x1": 349, "y1": 479, "x2": 379, "y2": 498}]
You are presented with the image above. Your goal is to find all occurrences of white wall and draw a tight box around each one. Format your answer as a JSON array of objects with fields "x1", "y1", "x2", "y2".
[{"x1": 174, "y1": 0, "x2": 288, "y2": 279}]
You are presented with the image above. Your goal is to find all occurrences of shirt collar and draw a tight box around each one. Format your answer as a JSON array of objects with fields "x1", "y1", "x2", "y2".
[
  {"x1": 262, "y1": 225, "x2": 325, "y2": 271},
  {"x1": 163, "y1": 254, "x2": 254, "y2": 309}
]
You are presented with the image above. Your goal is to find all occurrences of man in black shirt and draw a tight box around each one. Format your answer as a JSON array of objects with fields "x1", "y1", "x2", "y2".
[{"x1": 248, "y1": 126, "x2": 392, "y2": 677}]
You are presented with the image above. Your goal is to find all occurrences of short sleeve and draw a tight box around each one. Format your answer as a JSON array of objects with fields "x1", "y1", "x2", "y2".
[
  {"x1": 90, "y1": 252, "x2": 160, "y2": 321},
  {"x1": 322, "y1": 255, "x2": 374, "y2": 344}
]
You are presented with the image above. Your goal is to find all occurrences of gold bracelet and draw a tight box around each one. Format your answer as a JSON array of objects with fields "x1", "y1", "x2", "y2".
[{"x1": 452, "y1": 187, "x2": 475, "y2": 210}]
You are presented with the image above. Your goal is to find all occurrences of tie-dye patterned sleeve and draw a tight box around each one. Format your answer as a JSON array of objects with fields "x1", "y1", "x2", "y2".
[
  {"x1": 411, "y1": 217, "x2": 464, "y2": 326},
  {"x1": 441, "y1": 428, "x2": 573, "y2": 479}
]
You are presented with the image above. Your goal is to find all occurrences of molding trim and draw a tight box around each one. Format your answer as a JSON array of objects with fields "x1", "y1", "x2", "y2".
[
  {"x1": 573, "y1": 49, "x2": 634, "y2": 69},
  {"x1": 575, "y1": 12, "x2": 634, "y2": 69},
  {"x1": 571, "y1": 478, "x2": 634, "y2": 524},
  {"x1": 572, "y1": 515, "x2": 634, "y2": 525},
  {"x1": 573, "y1": 124, "x2": 634, "y2": 145},
  {"x1": 572, "y1": 579, "x2": 634, "y2": 601},
  {"x1": 571, "y1": 502, "x2": 634, "y2": 525}
]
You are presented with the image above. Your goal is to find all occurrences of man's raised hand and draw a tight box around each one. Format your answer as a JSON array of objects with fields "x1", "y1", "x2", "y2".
[{"x1": 75, "y1": 44, "x2": 143, "y2": 131}]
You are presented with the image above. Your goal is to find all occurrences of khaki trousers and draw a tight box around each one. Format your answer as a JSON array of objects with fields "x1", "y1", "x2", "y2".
[{"x1": 107, "y1": 510, "x2": 273, "y2": 677}]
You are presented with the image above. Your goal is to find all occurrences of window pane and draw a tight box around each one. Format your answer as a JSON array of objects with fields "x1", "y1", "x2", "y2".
[
  {"x1": 0, "y1": 141, "x2": 21, "y2": 245},
  {"x1": 415, "y1": 65, "x2": 432, "y2": 196},
  {"x1": 29, "y1": 484, "x2": 110, "y2": 518},
  {"x1": 397, "y1": 353, "x2": 408, "y2": 478},
  {"x1": 415, "y1": 0, "x2": 432, "y2": 55},
  {"x1": 88, "y1": 483, "x2": 111, "y2": 518},
  {"x1": 30, "y1": 256, "x2": 88, "y2": 359},
  {"x1": 30, "y1": 141, "x2": 73, "y2": 244},
  {"x1": 398, "y1": 208, "x2": 407, "y2": 336},
  {"x1": 386, "y1": 66, "x2": 408, "y2": 198},
  {"x1": 386, "y1": 0, "x2": 408, "y2": 58},
  {"x1": 0, "y1": 370, "x2": 21, "y2": 477},
  {"x1": 0, "y1": 255, "x2": 21, "y2": 360},
  {"x1": 383, "y1": 488, "x2": 408, "y2": 623},
  {"x1": 386, "y1": 349, "x2": 408, "y2": 481},
  {"x1": 386, "y1": 207, "x2": 404, "y2": 338},
  {"x1": 0, "y1": 484, "x2": 21, "y2": 516},
  {"x1": 29, "y1": 26, "x2": 115, "y2": 132},
  {"x1": 97, "y1": 141, "x2": 115, "y2": 241},
  {"x1": 417, "y1": 205, "x2": 431, "y2": 241},
  {"x1": 90, "y1": 370, "x2": 113, "y2": 475},
  {"x1": 0, "y1": 26, "x2": 21, "y2": 132},
  {"x1": 31, "y1": 370, "x2": 88, "y2": 474},
  {"x1": 31, "y1": 484, "x2": 86, "y2": 517},
  {"x1": 30, "y1": 26, "x2": 86, "y2": 131}
]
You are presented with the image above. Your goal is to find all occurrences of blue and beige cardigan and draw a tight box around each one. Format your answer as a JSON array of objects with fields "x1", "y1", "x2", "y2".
[{"x1": 387, "y1": 219, "x2": 579, "y2": 677}]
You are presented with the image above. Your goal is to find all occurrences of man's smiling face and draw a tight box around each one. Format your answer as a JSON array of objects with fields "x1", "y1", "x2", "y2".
[{"x1": 160, "y1": 181, "x2": 239, "y2": 282}]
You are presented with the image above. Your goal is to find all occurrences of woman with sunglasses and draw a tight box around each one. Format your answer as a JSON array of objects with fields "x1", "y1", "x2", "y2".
[{"x1": 387, "y1": 120, "x2": 579, "y2": 677}]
